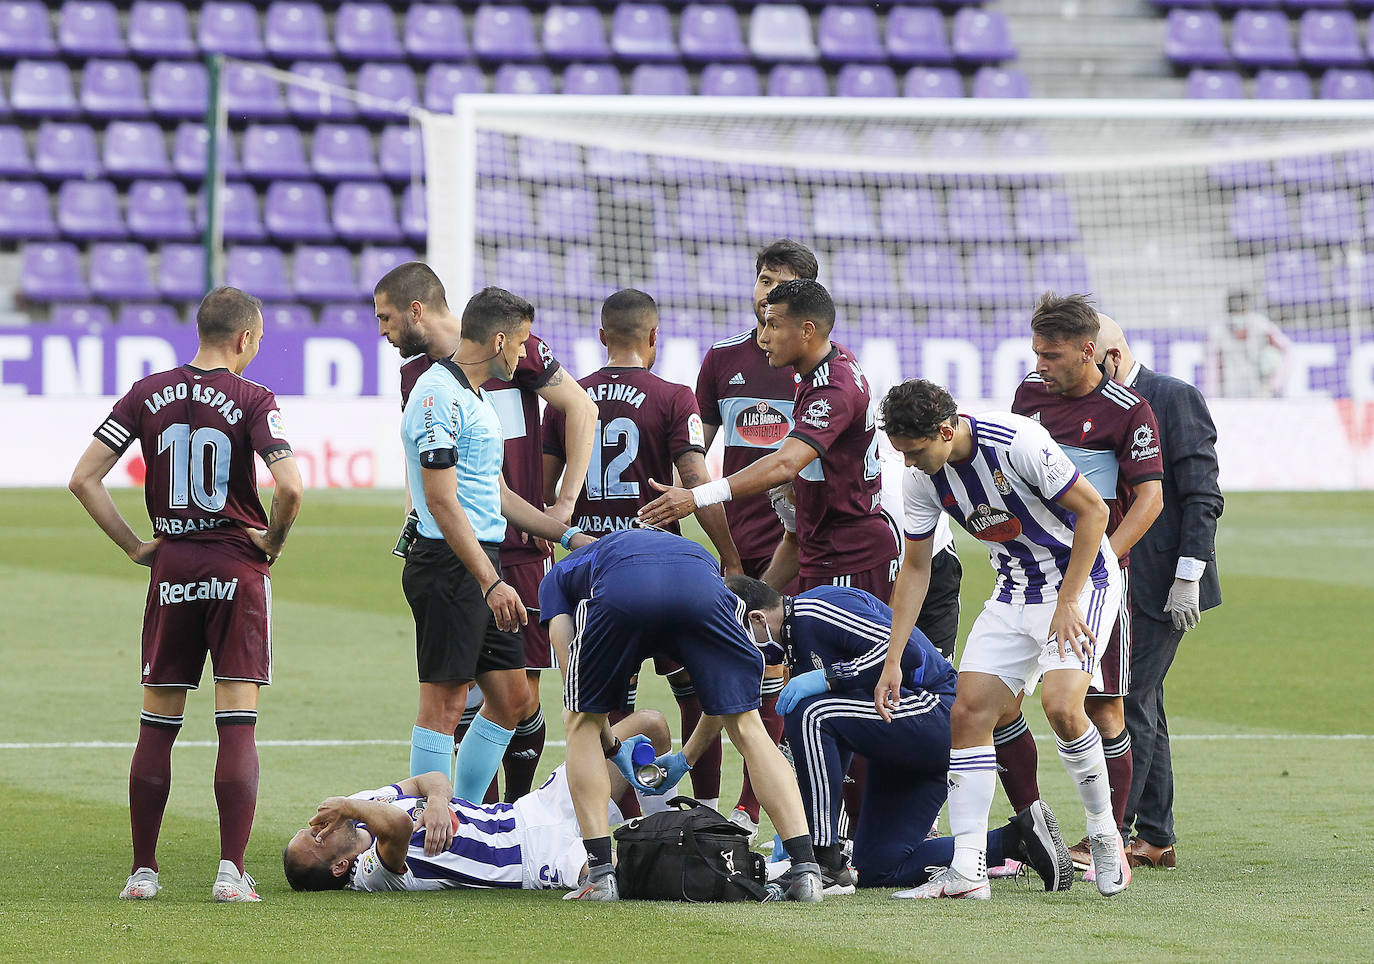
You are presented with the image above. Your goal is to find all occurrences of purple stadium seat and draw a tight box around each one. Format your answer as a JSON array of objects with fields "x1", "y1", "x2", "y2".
[
  {"x1": 835, "y1": 64, "x2": 897, "y2": 96},
  {"x1": 947, "y1": 188, "x2": 1013, "y2": 242},
  {"x1": 1032, "y1": 250, "x2": 1091, "y2": 294},
  {"x1": 89, "y1": 243, "x2": 156, "y2": 300},
  {"x1": 0, "y1": 128, "x2": 33, "y2": 177},
  {"x1": 476, "y1": 185, "x2": 534, "y2": 237},
  {"x1": 103, "y1": 121, "x2": 173, "y2": 179},
  {"x1": 148, "y1": 61, "x2": 208, "y2": 119},
  {"x1": 1230, "y1": 190, "x2": 1295, "y2": 243},
  {"x1": 336, "y1": 3, "x2": 403, "y2": 61},
  {"x1": 1254, "y1": 69, "x2": 1313, "y2": 98},
  {"x1": 226, "y1": 246, "x2": 291, "y2": 301},
  {"x1": 208, "y1": 182, "x2": 266, "y2": 242},
  {"x1": 681, "y1": 6, "x2": 748, "y2": 62},
  {"x1": 1232, "y1": 10, "x2": 1298, "y2": 68},
  {"x1": 612, "y1": 4, "x2": 678, "y2": 61},
  {"x1": 402, "y1": 183, "x2": 426, "y2": 242},
  {"x1": 59, "y1": 2, "x2": 127, "y2": 57},
  {"x1": 586, "y1": 145, "x2": 651, "y2": 179},
  {"x1": 813, "y1": 186, "x2": 876, "y2": 238},
  {"x1": 750, "y1": 6, "x2": 817, "y2": 62},
  {"x1": 319, "y1": 303, "x2": 372, "y2": 330},
  {"x1": 223, "y1": 62, "x2": 287, "y2": 120},
  {"x1": 966, "y1": 247, "x2": 1030, "y2": 306},
  {"x1": 34, "y1": 122, "x2": 100, "y2": 180},
  {"x1": 263, "y1": 180, "x2": 332, "y2": 240},
  {"x1": 1206, "y1": 134, "x2": 1269, "y2": 188},
  {"x1": 293, "y1": 245, "x2": 357, "y2": 302},
  {"x1": 356, "y1": 63, "x2": 418, "y2": 120},
  {"x1": 265, "y1": 2, "x2": 332, "y2": 61},
  {"x1": 493, "y1": 248, "x2": 558, "y2": 302},
  {"x1": 1164, "y1": 10, "x2": 1229, "y2": 67},
  {"x1": 768, "y1": 64, "x2": 829, "y2": 96},
  {"x1": 928, "y1": 128, "x2": 986, "y2": 160},
  {"x1": 563, "y1": 63, "x2": 623, "y2": 95},
  {"x1": 379, "y1": 125, "x2": 423, "y2": 181},
  {"x1": 951, "y1": 9, "x2": 1015, "y2": 63},
  {"x1": 494, "y1": 64, "x2": 555, "y2": 94},
  {"x1": 973, "y1": 67, "x2": 1030, "y2": 98},
  {"x1": 57, "y1": 180, "x2": 124, "y2": 240},
  {"x1": 642, "y1": 247, "x2": 697, "y2": 305},
  {"x1": 536, "y1": 187, "x2": 596, "y2": 241},
  {"x1": 902, "y1": 246, "x2": 965, "y2": 306},
  {"x1": 158, "y1": 243, "x2": 205, "y2": 300},
  {"x1": 878, "y1": 187, "x2": 943, "y2": 241},
  {"x1": 120, "y1": 304, "x2": 181, "y2": 328},
  {"x1": 473, "y1": 6, "x2": 540, "y2": 61},
  {"x1": 1265, "y1": 249, "x2": 1328, "y2": 305},
  {"x1": 52, "y1": 303, "x2": 112, "y2": 327},
  {"x1": 1015, "y1": 189, "x2": 1077, "y2": 241},
  {"x1": 0, "y1": 2, "x2": 56, "y2": 57},
  {"x1": 22, "y1": 243, "x2": 88, "y2": 301},
  {"x1": 1214, "y1": 0, "x2": 1279, "y2": 7},
  {"x1": 357, "y1": 245, "x2": 417, "y2": 294},
  {"x1": 1298, "y1": 10, "x2": 1362, "y2": 67},
  {"x1": 1273, "y1": 148, "x2": 1336, "y2": 186},
  {"x1": 333, "y1": 181, "x2": 401, "y2": 242},
  {"x1": 1187, "y1": 69, "x2": 1244, "y2": 98},
  {"x1": 127, "y1": 179, "x2": 196, "y2": 241},
  {"x1": 259, "y1": 303, "x2": 313, "y2": 330},
  {"x1": 1321, "y1": 69, "x2": 1374, "y2": 99},
  {"x1": 517, "y1": 131, "x2": 582, "y2": 177},
  {"x1": 288, "y1": 62, "x2": 357, "y2": 120},
  {"x1": 311, "y1": 124, "x2": 378, "y2": 180},
  {"x1": 242, "y1": 124, "x2": 310, "y2": 180},
  {"x1": 128, "y1": 1, "x2": 195, "y2": 59},
  {"x1": 198, "y1": 2, "x2": 265, "y2": 58},
  {"x1": 630, "y1": 64, "x2": 690, "y2": 95},
  {"x1": 829, "y1": 247, "x2": 898, "y2": 304},
  {"x1": 670, "y1": 187, "x2": 737, "y2": 241},
  {"x1": 1299, "y1": 190, "x2": 1360, "y2": 243},
  {"x1": 544, "y1": 6, "x2": 610, "y2": 60},
  {"x1": 173, "y1": 122, "x2": 244, "y2": 181},
  {"x1": 406, "y1": 5, "x2": 470, "y2": 62},
  {"x1": 700, "y1": 63, "x2": 760, "y2": 96},
  {"x1": 904, "y1": 67, "x2": 963, "y2": 97},
  {"x1": 886, "y1": 7, "x2": 952, "y2": 64},
  {"x1": 0, "y1": 182, "x2": 54, "y2": 239},
  {"x1": 818, "y1": 7, "x2": 884, "y2": 63},
  {"x1": 426, "y1": 63, "x2": 487, "y2": 109},
  {"x1": 744, "y1": 185, "x2": 806, "y2": 237},
  {"x1": 11, "y1": 61, "x2": 79, "y2": 118}
]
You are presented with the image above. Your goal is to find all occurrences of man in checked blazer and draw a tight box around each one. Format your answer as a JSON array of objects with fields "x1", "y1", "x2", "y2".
[{"x1": 1095, "y1": 315, "x2": 1224, "y2": 871}]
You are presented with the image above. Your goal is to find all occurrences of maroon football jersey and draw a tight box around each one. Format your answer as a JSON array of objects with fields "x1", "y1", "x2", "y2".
[
  {"x1": 695, "y1": 328, "x2": 800, "y2": 563},
  {"x1": 788, "y1": 345, "x2": 895, "y2": 579},
  {"x1": 400, "y1": 333, "x2": 562, "y2": 565},
  {"x1": 544, "y1": 367, "x2": 706, "y2": 536},
  {"x1": 95, "y1": 365, "x2": 291, "y2": 544},
  {"x1": 1012, "y1": 371, "x2": 1164, "y2": 567}
]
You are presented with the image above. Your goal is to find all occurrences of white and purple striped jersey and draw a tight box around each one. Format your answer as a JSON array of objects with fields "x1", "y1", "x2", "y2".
[{"x1": 902, "y1": 413, "x2": 1118, "y2": 605}]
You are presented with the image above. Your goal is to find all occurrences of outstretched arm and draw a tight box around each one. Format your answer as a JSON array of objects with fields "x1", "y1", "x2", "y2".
[
  {"x1": 637, "y1": 436, "x2": 818, "y2": 528},
  {"x1": 674, "y1": 450, "x2": 742, "y2": 575}
]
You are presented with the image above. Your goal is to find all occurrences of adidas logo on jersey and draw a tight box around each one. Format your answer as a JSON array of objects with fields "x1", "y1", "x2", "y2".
[{"x1": 729, "y1": 372, "x2": 746, "y2": 385}]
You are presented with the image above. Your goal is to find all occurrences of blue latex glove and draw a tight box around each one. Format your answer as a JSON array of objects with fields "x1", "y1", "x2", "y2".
[
  {"x1": 610, "y1": 734, "x2": 652, "y2": 786},
  {"x1": 776, "y1": 669, "x2": 829, "y2": 715},
  {"x1": 639, "y1": 751, "x2": 692, "y2": 796}
]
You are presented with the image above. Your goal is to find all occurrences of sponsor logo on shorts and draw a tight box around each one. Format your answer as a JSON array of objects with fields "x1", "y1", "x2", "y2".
[
  {"x1": 734, "y1": 401, "x2": 790, "y2": 446},
  {"x1": 158, "y1": 577, "x2": 239, "y2": 605}
]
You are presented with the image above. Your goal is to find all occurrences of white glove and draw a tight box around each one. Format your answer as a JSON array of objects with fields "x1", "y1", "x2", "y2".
[
  {"x1": 768, "y1": 483, "x2": 796, "y2": 534},
  {"x1": 1164, "y1": 577, "x2": 1201, "y2": 632}
]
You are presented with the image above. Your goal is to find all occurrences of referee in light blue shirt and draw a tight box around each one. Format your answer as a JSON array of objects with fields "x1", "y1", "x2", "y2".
[{"x1": 397, "y1": 283, "x2": 593, "y2": 803}]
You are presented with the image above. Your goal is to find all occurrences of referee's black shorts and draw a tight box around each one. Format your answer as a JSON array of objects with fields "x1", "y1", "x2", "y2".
[
  {"x1": 401, "y1": 537, "x2": 525, "y2": 683},
  {"x1": 915, "y1": 544, "x2": 963, "y2": 661}
]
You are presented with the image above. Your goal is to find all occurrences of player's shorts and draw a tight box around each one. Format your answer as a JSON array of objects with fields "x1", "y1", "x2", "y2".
[
  {"x1": 141, "y1": 534, "x2": 272, "y2": 688},
  {"x1": 564, "y1": 560, "x2": 764, "y2": 716},
  {"x1": 958, "y1": 574, "x2": 1123, "y2": 696},
  {"x1": 798, "y1": 555, "x2": 900, "y2": 606},
  {"x1": 515, "y1": 764, "x2": 624, "y2": 890},
  {"x1": 1087, "y1": 567, "x2": 1131, "y2": 698},
  {"x1": 915, "y1": 545, "x2": 963, "y2": 661},
  {"x1": 402, "y1": 537, "x2": 525, "y2": 684},
  {"x1": 503, "y1": 554, "x2": 554, "y2": 670}
]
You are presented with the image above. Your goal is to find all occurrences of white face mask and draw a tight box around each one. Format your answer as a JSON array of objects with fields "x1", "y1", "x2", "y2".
[{"x1": 750, "y1": 614, "x2": 785, "y2": 665}]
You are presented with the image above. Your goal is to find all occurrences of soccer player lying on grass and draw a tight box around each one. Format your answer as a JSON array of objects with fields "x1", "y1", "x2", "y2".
[{"x1": 282, "y1": 711, "x2": 668, "y2": 893}]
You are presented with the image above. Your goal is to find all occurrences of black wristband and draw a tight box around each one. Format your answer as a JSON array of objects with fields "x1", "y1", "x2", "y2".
[
  {"x1": 483, "y1": 578, "x2": 504, "y2": 601},
  {"x1": 603, "y1": 737, "x2": 621, "y2": 759}
]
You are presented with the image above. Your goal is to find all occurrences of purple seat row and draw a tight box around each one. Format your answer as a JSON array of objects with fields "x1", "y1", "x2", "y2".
[
  {"x1": 1166, "y1": 8, "x2": 1374, "y2": 67},
  {"x1": 47, "y1": 301, "x2": 377, "y2": 332},
  {"x1": 1188, "y1": 64, "x2": 1374, "y2": 93}
]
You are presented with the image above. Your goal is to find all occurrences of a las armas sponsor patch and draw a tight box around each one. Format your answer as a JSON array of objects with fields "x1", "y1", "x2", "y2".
[
  {"x1": 966, "y1": 503, "x2": 1023, "y2": 542},
  {"x1": 735, "y1": 400, "x2": 790, "y2": 446}
]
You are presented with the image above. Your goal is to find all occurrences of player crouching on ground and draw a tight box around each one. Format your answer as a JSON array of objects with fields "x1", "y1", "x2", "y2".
[{"x1": 283, "y1": 712, "x2": 669, "y2": 893}]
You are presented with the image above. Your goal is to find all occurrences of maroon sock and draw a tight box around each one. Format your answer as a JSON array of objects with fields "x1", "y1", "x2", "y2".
[
  {"x1": 672, "y1": 681, "x2": 721, "y2": 800},
  {"x1": 129, "y1": 712, "x2": 181, "y2": 873},
  {"x1": 840, "y1": 756, "x2": 868, "y2": 837},
  {"x1": 501, "y1": 708, "x2": 546, "y2": 803},
  {"x1": 993, "y1": 714, "x2": 1041, "y2": 812},
  {"x1": 213, "y1": 710, "x2": 259, "y2": 874},
  {"x1": 1102, "y1": 728, "x2": 1133, "y2": 834},
  {"x1": 735, "y1": 691, "x2": 785, "y2": 821}
]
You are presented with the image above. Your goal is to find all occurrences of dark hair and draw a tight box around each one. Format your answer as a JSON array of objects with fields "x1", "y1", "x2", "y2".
[
  {"x1": 1030, "y1": 291, "x2": 1099, "y2": 345},
  {"x1": 460, "y1": 286, "x2": 534, "y2": 344},
  {"x1": 754, "y1": 239, "x2": 818, "y2": 281},
  {"x1": 765, "y1": 278, "x2": 835, "y2": 335},
  {"x1": 600, "y1": 288, "x2": 657, "y2": 344},
  {"x1": 725, "y1": 574, "x2": 784, "y2": 614},
  {"x1": 880, "y1": 379, "x2": 958, "y2": 440},
  {"x1": 373, "y1": 261, "x2": 448, "y2": 314},
  {"x1": 195, "y1": 286, "x2": 262, "y2": 345},
  {"x1": 282, "y1": 846, "x2": 349, "y2": 892}
]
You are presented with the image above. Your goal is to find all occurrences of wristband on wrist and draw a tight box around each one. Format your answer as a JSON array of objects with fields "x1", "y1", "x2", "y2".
[
  {"x1": 603, "y1": 737, "x2": 621, "y2": 759},
  {"x1": 560, "y1": 526, "x2": 583, "y2": 550},
  {"x1": 692, "y1": 477, "x2": 733, "y2": 509},
  {"x1": 483, "y1": 578, "x2": 504, "y2": 600}
]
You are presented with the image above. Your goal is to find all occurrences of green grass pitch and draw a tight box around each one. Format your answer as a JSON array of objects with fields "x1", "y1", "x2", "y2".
[{"x1": 1, "y1": 488, "x2": 1371, "y2": 962}]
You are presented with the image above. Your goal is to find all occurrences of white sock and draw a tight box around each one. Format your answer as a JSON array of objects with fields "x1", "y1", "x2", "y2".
[
  {"x1": 947, "y1": 746, "x2": 997, "y2": 880},
  {"x1": 639, "y1": 792, "x2": 673, "y2": 816},
  {"x1": 1056, "y1": 726, "x2": 1116, "y2": 838},
  {"x1": 698, "y1": 797, "x2": 719, "y2": 813}
]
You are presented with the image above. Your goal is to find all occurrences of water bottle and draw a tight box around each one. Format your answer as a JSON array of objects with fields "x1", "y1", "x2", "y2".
[
  {"x1": 392, "y1": 510, "x2": 420, "y2": 559},
  {"x1": 630, "y1": 740, "x2": 665, "y2": 789}
]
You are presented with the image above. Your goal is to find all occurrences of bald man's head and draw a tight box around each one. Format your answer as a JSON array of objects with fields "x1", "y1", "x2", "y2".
[{"x1": 1093, "y1": 313, "x2": 1126, "y2": 364}]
